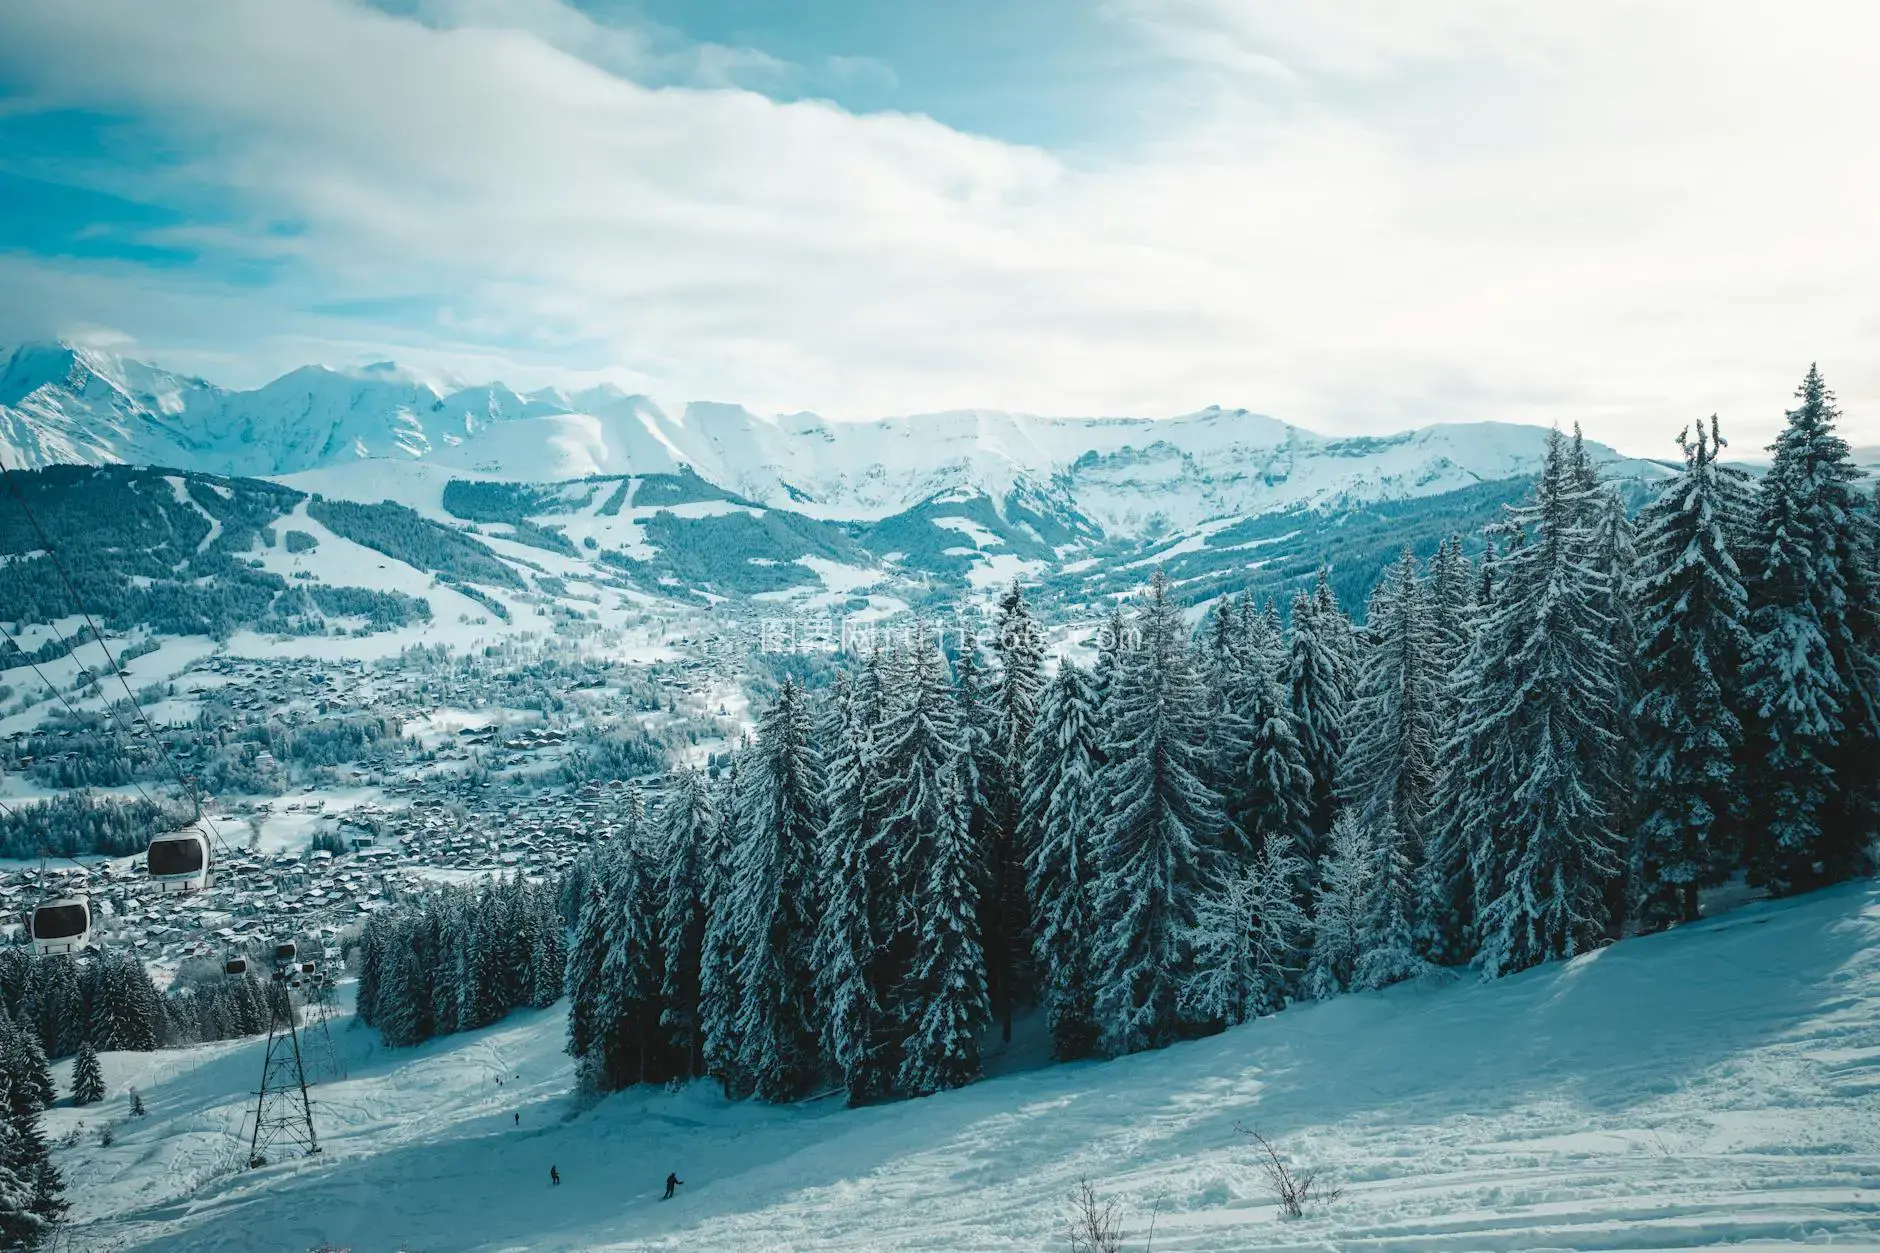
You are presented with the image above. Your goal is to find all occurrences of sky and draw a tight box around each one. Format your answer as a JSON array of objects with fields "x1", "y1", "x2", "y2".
[{"x1": 1, "y1": 0, "x2": 1878, "y2": 455}]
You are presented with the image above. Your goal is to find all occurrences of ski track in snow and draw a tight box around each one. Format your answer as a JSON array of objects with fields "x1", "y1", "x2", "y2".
[{"x1": 50, "y1": 883, "x2": 1880, "y2": 1253}]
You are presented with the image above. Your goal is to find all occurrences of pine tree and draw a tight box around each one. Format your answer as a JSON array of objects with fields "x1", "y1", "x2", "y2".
[
  {"x1": 988, "y1": 580, "x2": 1046, "y2": 1043},
  {"x1": 1305, "y1": 811, "x2": 1372, "y2": 999},
  {"x1": 728, "y1": 679, "x2": 826, "y2": 1102},
  {"x1": 1341, "y1": 548, "x2": 1439, "y2": 848},
  {"x1": 867, "y1": 626, "x2": 965, "y2": 1090},
  {"x1": 656, "y1": 765, "x2": 714, "y2": 1079},
  {"x1": 698, "y1": 755, "x2": 748, "y2": 1098},
  {"x1": 598, "y1": 835, "x2": 665, "y2": 1088},
  {"x1": 1184, "y1": 832, "x2": 1308, "y2": 1027},
  {"x1": 1632, "y1": 418, "x2": 1753, "y2": 929},
  {"x1": 814, "y1": 657, "x2": 891, "y2": 1104},
  {"x1": 1355, "y1": 806, "x2": 1423, "y2": 990},
  {"x1": 0, "y1": 1079, "x2": 48, "y2": 1253},
  {"x1": 897, "y1": 764, "x2": 990, "y2": 1096},
  {"x1": 1289, "y1": 572, "x2": 1354, "y2": 852},
  {"x1": 70, "y1": 1041, "x2": 105, "y2": 1106},
  {"x1": 950, "y1": 618, "x2": 1008, "y2": 1040},
  {"x1": 1460, "y1": 430, "x2": 1627, "y2": 978},
  {"x1": 1092, "y1": 572, "x2": 1225, "y2": 1055},
  {"x1": 1200, "y1": 598, "x2": 1259, "y2": 863},
  {"x1": 1743, "y1": 366, "x2": 1878, "y2": 892},
  {"x1": 1024, "y1": 659, "x2": 1104, "y2": 1061}
]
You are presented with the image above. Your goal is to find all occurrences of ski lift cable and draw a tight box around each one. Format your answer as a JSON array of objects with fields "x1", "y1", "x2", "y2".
[
  {"x1": 0, "y1": 615, "x2": 169, "y2": 814},
  {"x1": 0, "y1": 455, "x2": 229, "y2": 851}
]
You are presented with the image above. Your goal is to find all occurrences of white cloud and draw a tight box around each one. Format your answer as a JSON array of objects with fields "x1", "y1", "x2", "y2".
[{"x1": 1, "y1": 0, "x2": 1877, "y2": 454}]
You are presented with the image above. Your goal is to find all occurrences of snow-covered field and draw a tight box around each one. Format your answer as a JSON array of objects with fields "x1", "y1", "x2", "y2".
[{"x1": 56, "y1": 882, "x2": 1880, "y2": 1252}]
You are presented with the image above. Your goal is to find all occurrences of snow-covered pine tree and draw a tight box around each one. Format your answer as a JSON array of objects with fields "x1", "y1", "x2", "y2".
[
  {"x1": 563, "y1": 848, "x2": 616, "y2": 1088},
  {"x1": 1289, "y1": 572, "x2": 1354, "y2": 853},
  {"x1": 0, "y1": 1059, "x2": 62, "y2": 1251},
  {"x1": 814, "y1": 654, "x2": 892, "y2": 1104},
  {"x1": 1355, "y1": 805, "x2": 1423, "y2": 990},
  {"x1": 1184, "y1": 832, "x2": 1309, "y2": 1027},
  {"x1": 1631, "y1": 419, "x2": 1753, "y2": 929},
  {"x1": 1201, "y1": 598, "x2": 1259, "y2": 863},
  {"x1": 1462, "y1": 429, "x2": 1627, "y2": 978},
  {"x1": 1742, "y1": 365, "x2": 1877, "y2": 893},
  {"x1": 897, "y1": 762, "x2": 991, "y2": 1096},
  {"x1": 656, "y1": 765, "x2": 714, "y2": 1078},
  {"x1": 1305, "y1": 810, "x2": 1372, "y2": 999},
  {"x1": 989, "y1": 580, "x2": 1046, "y2": 1043},
  {"x1": 949, "y1": 618, "x2": 1008, "y2": 1040},
  {"x1": 1340, "y1": 548, "x2": 1439, "y2": 849},
  {"x1": 1024, "y1": 658, "x2": 1104, "y2": 1061},
  {"x1": 1092, "y1": 571, "x2": 1226, "y2": 1055},
  {"x1": 70, "y1": 1041, "x2": 105, "y2": 1106},
  {"x1": 0, "y1": 1076, "x2": 49, "y2": 1253},
  {"x1": 866, "y1": 625, "x2": 965, "y2": 1091},
  {"x1": 1093, "y1": 604, "x2": 1130, "y2": 723},
  {"x1": 728, "y1": 679, "x2": 826, "y2": 1102},
  {"x1": 698, "y1": 753, "x2": 748, "y2": 1098},
  {"x1": 597, "y1": 832, "x2": 664, "y2": 1087}
]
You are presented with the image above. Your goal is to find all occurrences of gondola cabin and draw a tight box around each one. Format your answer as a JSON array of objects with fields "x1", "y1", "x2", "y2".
[
  {"x1": 147, "y1": 825, "x2": 213, "y2": 894},
  {"x1": 300, "y1": 960, "x2": 316, "y2": 975},
  {"x1": 272, "y1": 940, "x2": 298, "y2": 965},
  {"x1": 225, "y1": 956, "x2": 249, "y2": 976},
  {"x1": 30, "y1": 896, "x2": 91, "y2": 956}
]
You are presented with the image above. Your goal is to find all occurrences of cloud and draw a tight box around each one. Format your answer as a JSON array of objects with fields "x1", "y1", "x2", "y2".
[{"x1": 0, "y1": 0, "x2": 1877, "y2": 453}]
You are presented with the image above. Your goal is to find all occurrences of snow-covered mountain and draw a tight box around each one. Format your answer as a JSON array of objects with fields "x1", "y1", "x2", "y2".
[
  {"x1": 0, "y1": 340, "x2": 1669, "y2": 537},
  {"x1": 0, "y1": 342, "x2": 555, "y2": 478}
]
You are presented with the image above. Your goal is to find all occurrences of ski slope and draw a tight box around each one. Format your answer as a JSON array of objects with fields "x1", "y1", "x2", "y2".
[{"x1": 54, "y1": 882, "x2": 1880, "y2": 1252}]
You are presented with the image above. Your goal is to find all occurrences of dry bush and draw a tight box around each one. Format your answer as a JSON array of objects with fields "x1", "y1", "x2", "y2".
[
  {"x1": 1066, "y1": 1176, "x2": 1126, "y2": 1253},
  {"x1": 1237, "y1": 1124, "x2": 1342, "y2": 1219}
]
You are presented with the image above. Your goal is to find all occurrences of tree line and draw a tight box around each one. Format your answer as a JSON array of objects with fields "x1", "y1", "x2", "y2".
[
  {"x1": 354, "y1": 874, "x2": 567, "y2": 1048},
  {"x1": 511, "y1": 367, "x2": 1878, "y2": 1107}
]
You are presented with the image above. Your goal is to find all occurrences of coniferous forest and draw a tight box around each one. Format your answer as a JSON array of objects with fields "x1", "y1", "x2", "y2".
[{"x1": 560, "y1": 369, "x2": 1880, "y2": 1107}]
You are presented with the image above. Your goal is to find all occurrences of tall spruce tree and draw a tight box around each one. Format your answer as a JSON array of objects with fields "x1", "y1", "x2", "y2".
[
  {"x1": 897, "y1": 763, "x2": 990, "y2": 1096},
  {"x1": 1024, "y1": 659, "x2": 1104, "y2": 1061},
  {"x1": 728, "y1": 679, "x2": 826, "y2": 1102},
  {"x1": 1341, "y1": 548, "x2": 1439, "y2": 850},
  {"x1": 1289, "y1": 572, "x2": 1354, "y2": 854},
  {"x1": 989, "y1": 580, "x2": 1046, "y2": 1043},
  {"x1": 1631, "y1": 418, "x2": 1753, "y2": 928},
  {"x1": 656, "y1": 765, "x2": 714, "y2": 1078},
  {"x1": 1745, "y1": 367, "x2": 1880, "y2": 891},
  {"x1": 815, "y1": 654, "x2": 893, "y2": 1104},
  {"x1": 698, "y1": 754, "x2": 749, "y2": 1098},
  {"x1": 866, "y1": 627, "x2": 965, "y2": 1091},
  {"x1": 1458, "y1": 430, "x2": 1626, "y2": 978},
  {"x1": 1091, "y1": 572, "x2": 1225, "y2": 1055}
]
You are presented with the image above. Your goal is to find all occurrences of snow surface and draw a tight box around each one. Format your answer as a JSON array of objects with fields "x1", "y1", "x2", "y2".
[{"x1": 57, "y1": 882, "x2": 1880, "y2": 1252}]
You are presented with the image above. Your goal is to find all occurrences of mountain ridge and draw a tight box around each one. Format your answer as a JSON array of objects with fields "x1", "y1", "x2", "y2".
[{"x1": 0, "y1": 339, "x2": 1670, "y2": 539}]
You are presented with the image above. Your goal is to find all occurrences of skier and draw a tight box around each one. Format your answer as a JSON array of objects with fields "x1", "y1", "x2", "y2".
[
  {"x1": 663, "y1": 1172, "x2": 684, "y2": 1200},
  {"x1": 550, "y1": 1165, "x2": 561, "y2": 1187},
  {"x1": 514, "y1": 1112, "x2": 520, "y2": 1126}
]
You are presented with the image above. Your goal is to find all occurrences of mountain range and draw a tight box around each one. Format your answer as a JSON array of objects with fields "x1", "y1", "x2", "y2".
[{"x1": 0, "y1": 341, "x2": 1676, "y2": 541}]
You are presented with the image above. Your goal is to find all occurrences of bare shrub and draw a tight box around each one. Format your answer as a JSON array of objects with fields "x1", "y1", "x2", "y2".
[
  {"x1": 1066, "y1": 1176, "x2": 1126, "y2": 1253},
  {"x1": 1236, "y1": 1124, "x2": 1342, "y2": 1219}
]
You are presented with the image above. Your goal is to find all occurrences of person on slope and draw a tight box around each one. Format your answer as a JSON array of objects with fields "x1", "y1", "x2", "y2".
[
  {"x1": 663, "y1": 1172, "x2": 684, "y2": 1200},
  {"x1": 550, "y1": 1165, "x2": 560, "y2": 1187}
]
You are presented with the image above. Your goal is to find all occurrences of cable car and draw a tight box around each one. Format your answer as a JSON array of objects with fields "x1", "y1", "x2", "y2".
[
  {"x1": 300, "y1": 960, "x2": 317, "y2": 975},
  {"x1": 273, "y1": 940, "x2": 298, "y2": 965},
  {"x1": 30, "y1": 895, "x2": 92, "y2": 956},
  {"x1": 225, "y1": 956, "x2": 250, "y2": 976},
  {"x1": 147, "y1": 823, "x2": 213, "y2": 895}
]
